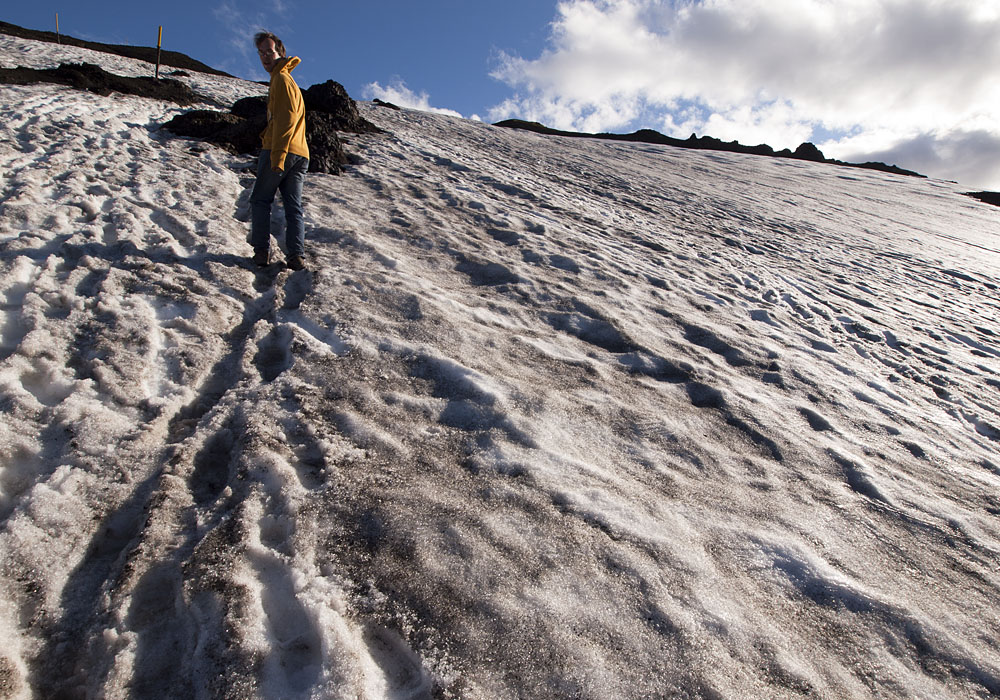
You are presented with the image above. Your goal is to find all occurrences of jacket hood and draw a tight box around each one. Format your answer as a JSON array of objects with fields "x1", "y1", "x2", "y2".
[{"x1": 271, "y1": 56, "x2": 301, "y2": 75}]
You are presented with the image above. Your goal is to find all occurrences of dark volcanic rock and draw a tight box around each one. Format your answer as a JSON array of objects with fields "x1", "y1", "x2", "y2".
[
  {"x1": 306, "y1": 113, "x2": 350, "y2": 174},
  {"x1": 793, "y1": 142, "x2": 826, "y2": 162},
  {"x1": 303, "y1": 81, "x2": 381, "y2": 133},
  {"x1": 163, "y1": 110, "x2": 263, "y2": 155},
  {"x1": 163, "y1": 111, "x2": 247, "y2": 139},
  {"x1": 849, "y1": 161, "x2": 924, "y2": 178},
  {"x1": 0, "y1": 63, "x2": 204, "y2": 106},
  {"x1": 231, "y1": 96, "x2": 266, "y2": 120},
  {"x1": 965, "y1": 191, "x2": 1000, "y2": 208},
  {"x1": 163, "y1": 82, "x2": 380, "y2": 175}
]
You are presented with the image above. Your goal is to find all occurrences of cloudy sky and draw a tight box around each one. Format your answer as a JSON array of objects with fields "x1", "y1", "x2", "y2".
[
  {"x1": 5, "y1": 0, "x2": 1000, "y2": 188},
  {"x1": 489, "y1": 0, "x2": 1000, "y2": 190}
]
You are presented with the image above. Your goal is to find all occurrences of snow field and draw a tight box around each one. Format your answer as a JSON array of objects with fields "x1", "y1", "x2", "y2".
[{"x1": 0, "y1": 30, "x2": 999, "y2": 699}]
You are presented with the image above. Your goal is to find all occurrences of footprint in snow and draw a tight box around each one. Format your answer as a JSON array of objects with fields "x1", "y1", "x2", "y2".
[
  {"x1": 799, "y1": 407, "x2": 834, "y2": 432},
  {"x1": 454, "y1": 258, "x2": 522, "y2": 287},
  {"x1": 249, "y1": 546, "x2": 323, "y2": 694},
  {"x1": 549, "y1": 254, "x2": 581, "y2": 273},
  {"x1": 280, "y1": 419, "x2": 328, "y2": 491},
  {"x1": 255, "y1": 325, "x2": 293, "y2": 383},
  {"x1": 487, "y1": 227, "x2": 522, "y2": 246},
  {"x1": 362, "y1": 625, "x2": 434, "y2": 696},
  {"x1": 545, "y1": 304, "x2": 639, "y2": 354},
  {"x1": 282, "y1": 274, "x2": 311, "y2": 311},
  {"x1": 0, "y1": 270, "x2": 36, "y2": 363},
  {"x1": 189, "y1": 427, "x2": 237, "y2": 506}
]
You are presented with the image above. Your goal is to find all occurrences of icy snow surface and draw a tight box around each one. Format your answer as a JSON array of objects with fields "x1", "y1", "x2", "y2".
[{"x1": 1, "y1": 33, "x2": 1000, "y2": 699}]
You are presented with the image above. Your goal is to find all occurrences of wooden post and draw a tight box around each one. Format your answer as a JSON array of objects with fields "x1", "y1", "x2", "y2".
[
  {"x1": 55, "y1": 13, "x2": 60, "y2": 44},
  {"x1": 155, "y1": 26, "x2": 162, "y2": 79}
]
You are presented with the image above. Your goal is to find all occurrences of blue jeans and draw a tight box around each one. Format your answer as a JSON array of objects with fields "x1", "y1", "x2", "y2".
[{"x1": 250, "y1": 150, "x2": 309, "y2": 257}]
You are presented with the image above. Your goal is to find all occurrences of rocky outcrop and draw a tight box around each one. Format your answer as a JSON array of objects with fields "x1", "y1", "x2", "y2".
[
  {"x1": 372, "y1": 98, "x2": 402, "y2": 110},
  {"x1": 965, "y1": 191, "x2": 1000, "y2": 208},
  {"x1": 162, "y1": 110, "x2": 260, "y2": 154},
  {"x1": 0, "y1": 62, "x2": 204, "y2": 105},
  {"x1": 303, "y1": 81, "x2": 381, "y2": 134},
  {"x1": 793, "y1": 142, "x2": 825, "y2": 162},
  {"x1": 304, "y1": 113, "x2": 351, "y2": 175},
  {"x1": 162, "y1": 81, "x2": 381, "y2": 175}
]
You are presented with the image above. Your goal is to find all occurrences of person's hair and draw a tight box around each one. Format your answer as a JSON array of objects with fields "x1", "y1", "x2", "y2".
[{"x1": 254, "y1": 31, "x2": 286, "y2": 58}]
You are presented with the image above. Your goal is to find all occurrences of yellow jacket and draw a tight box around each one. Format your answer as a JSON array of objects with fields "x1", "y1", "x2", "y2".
[{"x1": 261, "y1": 56, "x2": 309, "y2": 170}]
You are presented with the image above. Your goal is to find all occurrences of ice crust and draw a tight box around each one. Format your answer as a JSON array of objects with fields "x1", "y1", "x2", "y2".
[{"x1": 1, "y1": 32, "x2": 1000, "y2": 699}]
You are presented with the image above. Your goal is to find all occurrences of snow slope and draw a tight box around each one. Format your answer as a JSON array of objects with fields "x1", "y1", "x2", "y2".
[{"x1": 1, "y1": 33, "x2": 999, "y2": 699}]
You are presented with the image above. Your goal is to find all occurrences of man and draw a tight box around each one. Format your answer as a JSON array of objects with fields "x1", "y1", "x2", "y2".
[{"x1": 250, "y1": 31, "x2": 310, "y2": 271}]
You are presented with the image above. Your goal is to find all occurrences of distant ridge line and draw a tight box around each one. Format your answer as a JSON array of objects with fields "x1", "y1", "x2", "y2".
[
  {"x1": 493, "y1": 119, "x2": 925, "y2": 180},
  {"x1": 0, "y1": 20, "x2": 232, "y2": 78}
]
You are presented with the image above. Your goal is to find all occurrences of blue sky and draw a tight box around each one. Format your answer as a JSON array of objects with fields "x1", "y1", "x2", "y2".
[
  {"x1": 6, "y1": 1, "x2": 1000, "y2": 189},
  {"x1": 3, "y1": 1, "x2": 555, "y2": 121}
]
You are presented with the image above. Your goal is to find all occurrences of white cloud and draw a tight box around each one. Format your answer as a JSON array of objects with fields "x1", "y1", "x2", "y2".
[
  {"x1": 700, "y1": 101, "x2": 814, "y2": 150},
  {"x1": 490, "y1": 0, "x2": 1000, "y2": 188},
  {"x1": 828, "y1": 129, "x2": 1000, "y2": 188},
  {"x1": 363, "y1": 80, "x2": 463, "y2": 119}
]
